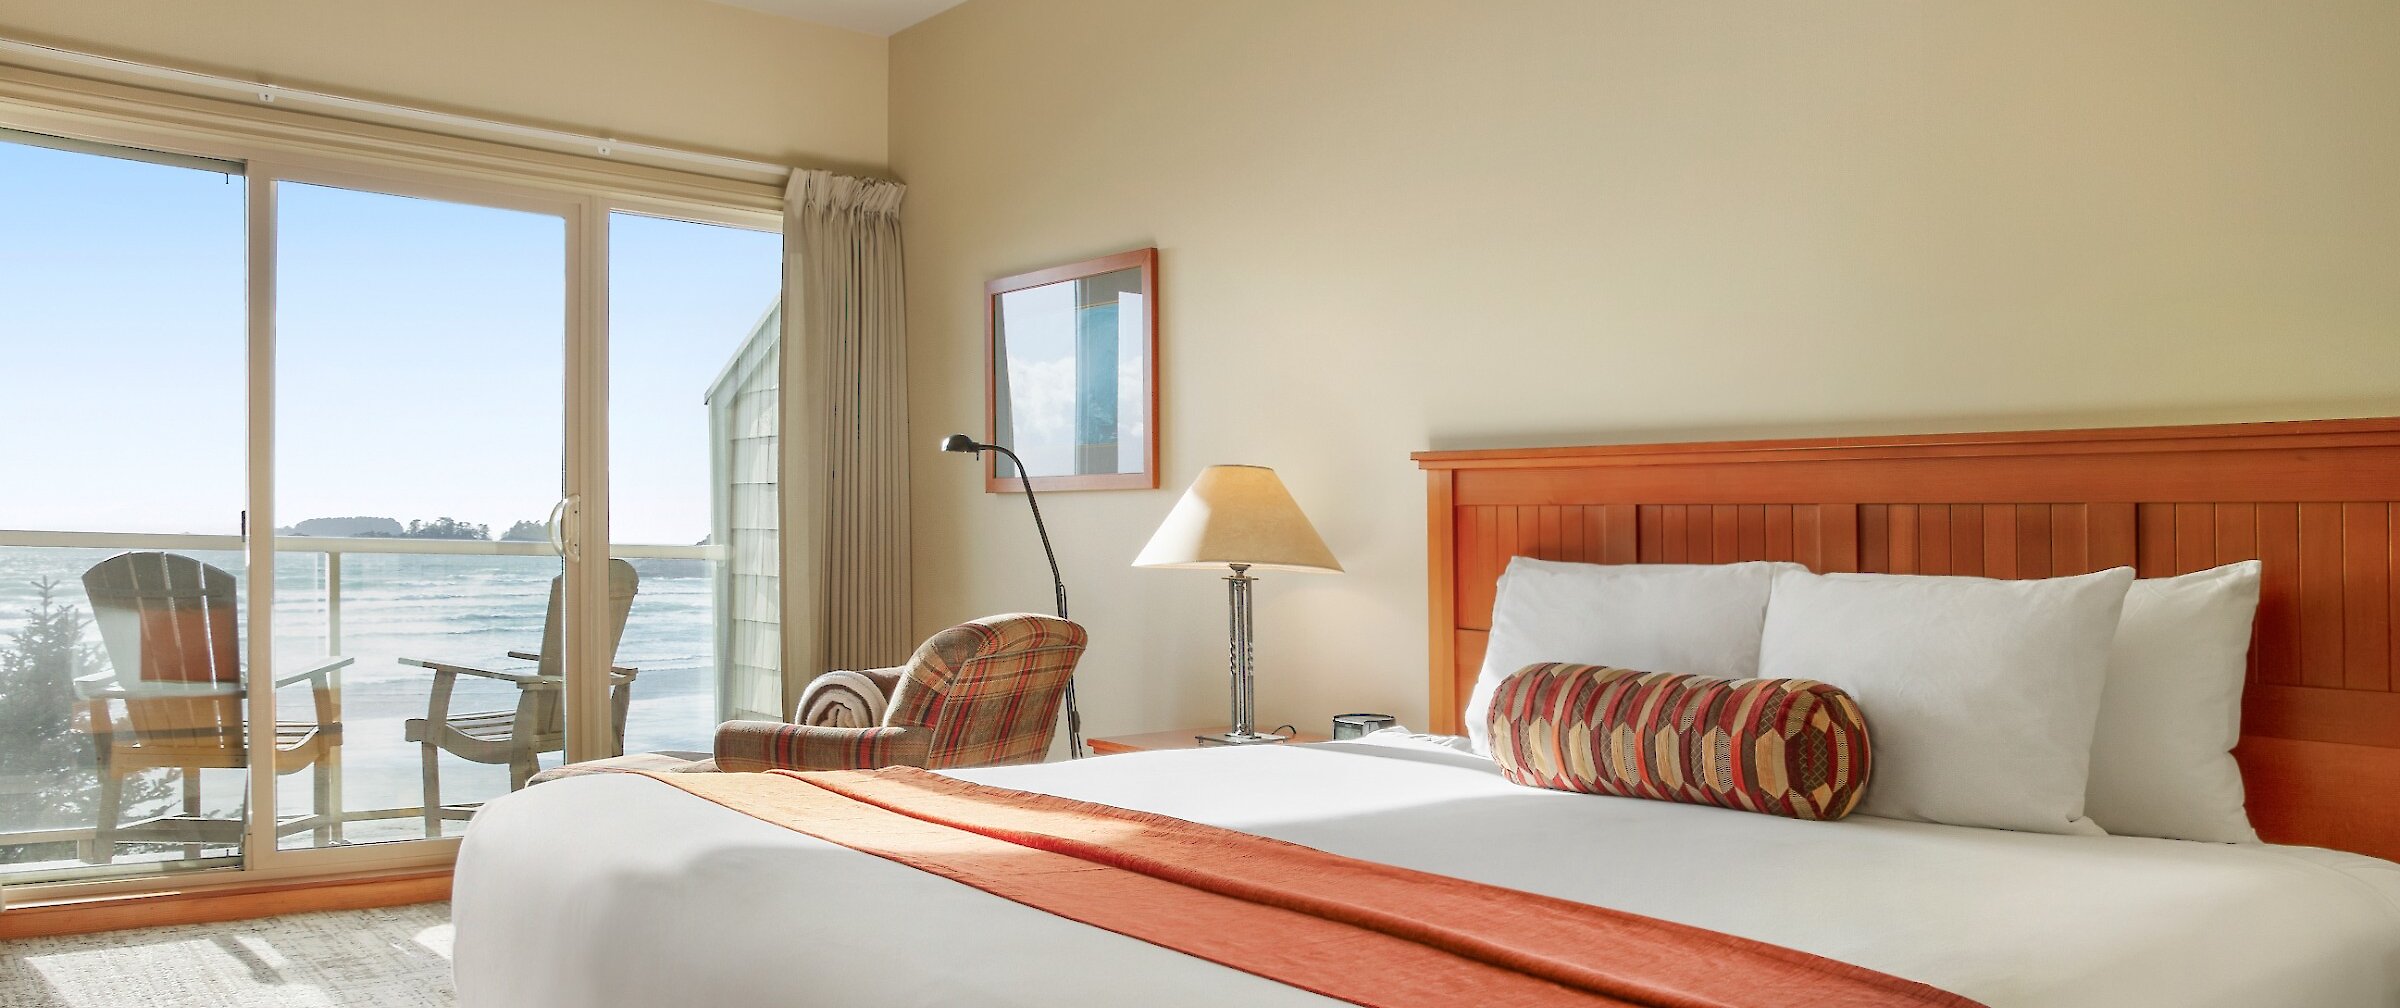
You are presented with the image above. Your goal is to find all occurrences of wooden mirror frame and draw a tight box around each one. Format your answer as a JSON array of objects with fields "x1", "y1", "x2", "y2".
[{"x1": 983, "y1": 247, "x2": 1161, "y2": 492}]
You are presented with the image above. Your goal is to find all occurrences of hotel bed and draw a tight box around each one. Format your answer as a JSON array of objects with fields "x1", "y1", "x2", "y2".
[
  {"x1": 455, "y1": 418, "x2": 2400, "y2": 1007},
  {"x1": 456, "y1": 733, "x2": 2400, "y2": 1007}
]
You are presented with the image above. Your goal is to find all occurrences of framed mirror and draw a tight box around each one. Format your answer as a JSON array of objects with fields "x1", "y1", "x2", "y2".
[{"x1": 985, "y1": 247, "x2": 1159, "y2": 491}]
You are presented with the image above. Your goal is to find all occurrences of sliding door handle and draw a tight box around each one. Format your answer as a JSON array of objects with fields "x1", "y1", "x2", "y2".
[{"x1": 546, "y1": 496, "x2": 582, "y2": 562}]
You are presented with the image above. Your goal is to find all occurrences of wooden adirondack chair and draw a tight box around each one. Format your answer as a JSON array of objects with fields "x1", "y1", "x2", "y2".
[
  {"x1": 77, "y1": 552, "x2": 348, "y2": 862},
  {"x1": 402, "y1": 560, "x2": 639, "y2": 837}
]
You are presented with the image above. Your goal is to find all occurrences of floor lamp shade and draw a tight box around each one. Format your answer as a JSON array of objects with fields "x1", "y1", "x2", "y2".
[
  {"x1": 1133, "y1": 466, "x2": 1342, "y2": 573},
  {"x1": 1135, "y1": 465, "x2": 1339, "y2": 746}
]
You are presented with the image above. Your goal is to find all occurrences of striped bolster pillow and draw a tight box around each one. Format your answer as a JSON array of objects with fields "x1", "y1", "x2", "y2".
[{"x1": 1487, "y1": 663, "x2": 1872, "y2": 821}]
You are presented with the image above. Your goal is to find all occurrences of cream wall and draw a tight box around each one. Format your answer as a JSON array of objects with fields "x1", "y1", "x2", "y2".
[
  {"x1": 1, "y1": 0, "x2": 888, "y2": 171},
  {"x1": 893, "y1": 0, "x2": 2400, "y2": 737}
]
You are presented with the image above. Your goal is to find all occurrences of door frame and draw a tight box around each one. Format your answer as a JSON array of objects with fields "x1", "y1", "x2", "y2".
[{"x1": 244, "y1": 155, "x2": 614, "y2": 874}]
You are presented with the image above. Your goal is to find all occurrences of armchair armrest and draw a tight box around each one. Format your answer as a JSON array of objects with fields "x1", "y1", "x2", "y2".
[
  {"x1": 714, "y1": 720, "x2": 931, "y2": 773},
  {"x1": 73, "y1": 670, "x2": 124, "y2": 700},
  {"x1": 504, "y1": 651, "x2": 639, "y2": 679},
  {"x1": 74, "y1": 657, "x2": 348, "y2": 699},
  {"x1": 73, "y1": 678, "x2": 240, "y2": 700},
  {"x1": 273, "y1": 654, "x2": 354, "y2": 689},
  {"x1": 70, "y1": 672, "x2": 125, "y2": 740},
  {"x1": 399, "y1": 656, "x2": 546, "y2": 685},
  {"x1": 275, "y1": 653, "x2": 351, "y2": 727}
]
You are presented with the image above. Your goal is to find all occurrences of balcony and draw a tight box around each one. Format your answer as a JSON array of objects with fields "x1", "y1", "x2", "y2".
[
  {"x1": 0, "y1": 529, "x2": 732, "y2": 884},
  {"x1": 3, "y1": 131, "x2": 790, "y2": 894}
]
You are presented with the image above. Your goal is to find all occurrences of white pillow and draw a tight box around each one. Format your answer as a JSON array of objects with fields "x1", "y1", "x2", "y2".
[
  {"x1": 2084, "y1": 561, "x2": 2263, "y2": 843},
  {"x1": 1466, "y1": 558, "x2": 1797, "y2": 754},
  {"x1": 1759, "y1": 566, "x2": 2135, "y2": 835}
]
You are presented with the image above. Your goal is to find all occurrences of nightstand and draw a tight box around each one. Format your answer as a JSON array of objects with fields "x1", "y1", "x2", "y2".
[{"x1": 1087, "y1": 727, "x2": 1331, "y2": 755}]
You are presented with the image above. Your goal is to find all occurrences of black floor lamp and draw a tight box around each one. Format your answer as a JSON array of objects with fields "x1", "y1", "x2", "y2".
[{"x1": 940, "y1": 434, "x2": 1084, "y2": 758}]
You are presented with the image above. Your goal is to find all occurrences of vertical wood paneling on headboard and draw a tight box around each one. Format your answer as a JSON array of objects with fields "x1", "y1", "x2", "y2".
[
  {"x1": 1860, "y1": 505, "x2": 1891, "y2": 572},
  {"x1": 2175, "y1": 504, "x2": 2218, "y2": 574},
  {"x1": 1843, "y1": 503, "x2": 2134, "y2": 579},
  {"x1": 1954, "y1": 507, "x2": 1986, "y2": 576},
  {"x1": 1822, "y1": 504, "x2": 1860, "y2": 572},
  {"x1": 1916, "y1": 505, "x2": 1950, "y2": 574},
  {"x1": 1425, "y1": 467, "x2": 1459, "y2": 736},
  {"x1": 2389, "y1": 503, "x2": 2400, "y2": 694},
  {"x1": 2342, "y1": 504, "x2": 2390, "y2": 693},
  {"x1": 2050, "y1": 504, "x2": 2089, "y2": 573},
  {"x1": 1417, "y1": 418, "x2": 2400, "y2": 862},
  {"x1": 2015, "y1": 505, "x2": 2055, "y2": 578},
  {"x1": 1604, "y1": 505, "x2": 1638, "y2": 564},
  {"x1": 2090, "y1": 503, "x2": 2139, "y2": 572},
  {"x1": 1790, "y1": 505, "x2": 1820, "y2": 570},
  {"x1": 2299, "y1": 503, "x2": 2347, "y2": 690}
]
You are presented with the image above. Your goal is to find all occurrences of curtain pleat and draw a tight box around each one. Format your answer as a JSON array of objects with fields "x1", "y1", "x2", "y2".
[{"x1": 782, "y1": 169, "x2": 912, "y2": 716}]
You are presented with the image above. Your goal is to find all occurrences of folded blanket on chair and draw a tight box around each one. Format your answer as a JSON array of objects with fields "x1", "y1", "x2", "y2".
[{"x1": 630, "y1": 766, "x2": 1982, "y2": 1008}]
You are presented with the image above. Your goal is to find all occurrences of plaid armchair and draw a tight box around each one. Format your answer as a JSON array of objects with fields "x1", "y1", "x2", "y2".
[{"x1": 715, "y1": 614, "x2": 1088, "y2": 772}]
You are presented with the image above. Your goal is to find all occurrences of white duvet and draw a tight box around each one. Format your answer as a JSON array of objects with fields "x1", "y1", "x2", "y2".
[{"x1": 454, "y1": 734, "x2": 2400, "y2": 1007}]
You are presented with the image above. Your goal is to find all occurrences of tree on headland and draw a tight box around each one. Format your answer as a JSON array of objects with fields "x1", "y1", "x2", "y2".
[
  {"x1": 354, "y1": 517, "x2": 491, "y2": 540},
  {"x1": 283, "y1": 516, "x2": 496, "y2": 540},
  {"x1": 403, "y1": 518, "x2": 490, "y2": 540},
  {"x1": 500, "y1": 520, "x2": 549, "y2": 542},
  {"x1": 279, "y1": 516, "x2": 404, "y2": 537}
]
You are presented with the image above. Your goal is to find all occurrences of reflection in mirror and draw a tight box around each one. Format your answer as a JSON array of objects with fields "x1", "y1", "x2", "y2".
[{"x1": 987, "y1": 249, "x2": 1157, "y2": 491}]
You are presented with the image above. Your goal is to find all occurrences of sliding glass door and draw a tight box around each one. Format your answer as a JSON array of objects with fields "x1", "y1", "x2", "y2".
[
  {"x1": 0, "y1": 131, "x2": 251, "y2": 883},
  {"x1": 270, "y1": 179, "x2": 571, "y2": 846},
  {"x1": 0, "y1": 121, "x2": 783, "y2": 890}
]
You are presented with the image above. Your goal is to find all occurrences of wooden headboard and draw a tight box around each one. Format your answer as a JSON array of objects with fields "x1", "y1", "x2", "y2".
[{"x1": 1414, "y1": 417, "x2": 2400, "y2": 861}]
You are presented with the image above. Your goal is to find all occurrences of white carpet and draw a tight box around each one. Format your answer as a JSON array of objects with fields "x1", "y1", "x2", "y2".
[{"x1": 0, "y1": 903, "x2": 453, "y2": 1007}]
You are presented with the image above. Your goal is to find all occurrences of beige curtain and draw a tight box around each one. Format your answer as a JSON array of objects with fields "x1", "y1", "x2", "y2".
[{"x1": 781, "y1": 169, "x2": 913, "y2": 715}]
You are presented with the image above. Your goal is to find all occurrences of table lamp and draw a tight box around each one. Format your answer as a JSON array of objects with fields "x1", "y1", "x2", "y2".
[{"x1": 1134, "y1": 465, "x2": 1342, "y2": 745}]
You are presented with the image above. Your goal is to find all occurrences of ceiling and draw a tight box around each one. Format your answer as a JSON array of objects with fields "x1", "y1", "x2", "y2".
[{"x1": 712, "y1": 0, "x2": 966, "y2": 36}]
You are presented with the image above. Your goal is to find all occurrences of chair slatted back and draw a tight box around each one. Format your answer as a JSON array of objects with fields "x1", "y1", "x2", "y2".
[
  {"x1": 513, "y1": 560, "x2": 641, "y2": 742},
  {"x1": 885, "y1": 614, "x2": 1088, "y2": 768},
  {"x1": 82, "y1": 552, "x2": 244, "y2": 756}
]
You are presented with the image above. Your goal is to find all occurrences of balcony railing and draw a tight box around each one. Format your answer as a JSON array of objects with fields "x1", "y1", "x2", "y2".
[
  {"x1": 0, "y1": 529, "x2": 720, "y2": 653},
  {"x1": 0, "y1": 528, "x2": 723, "y2": 879}
]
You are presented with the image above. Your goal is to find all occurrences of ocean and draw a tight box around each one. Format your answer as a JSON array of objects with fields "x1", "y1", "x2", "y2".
[{"x1": 0, "y1": 545, "x2": 718, "y2": 846}]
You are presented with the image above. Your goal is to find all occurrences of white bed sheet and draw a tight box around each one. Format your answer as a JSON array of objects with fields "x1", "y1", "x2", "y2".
[{"x1": 454, "y1": 734, "x2": 2400, "y2": 1007}]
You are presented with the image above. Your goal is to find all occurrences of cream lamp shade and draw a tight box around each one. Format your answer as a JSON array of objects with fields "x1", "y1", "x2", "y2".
[{"x1": 1133, "y1": 465, "x2": 1342, "y2": 573}]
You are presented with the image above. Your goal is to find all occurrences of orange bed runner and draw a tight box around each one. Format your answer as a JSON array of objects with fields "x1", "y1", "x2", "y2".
[{"x1": 634, "y1": 767, "x2": 1982, "y2": 1008}]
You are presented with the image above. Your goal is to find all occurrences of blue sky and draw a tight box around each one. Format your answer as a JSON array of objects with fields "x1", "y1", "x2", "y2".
[{"x1": 1, "y1": 136, "x2": 778, "y2": 544}]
